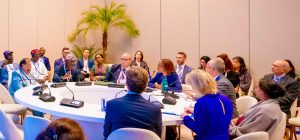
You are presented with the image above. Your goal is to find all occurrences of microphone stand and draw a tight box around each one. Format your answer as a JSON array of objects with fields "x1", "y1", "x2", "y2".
[
  {"x1": 60, "y1": 85, "x2": 84, "y2": 108},
  {"x1": 29, "y1": 73, "x2": 56, "y2": 102}
]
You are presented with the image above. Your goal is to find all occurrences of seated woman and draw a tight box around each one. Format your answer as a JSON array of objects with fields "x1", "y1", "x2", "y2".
[
  {"x1": 230, "y1": 78, "x2": 284, "y2": 139},
  {"x1": 90, "y1": 54, "x2": 107, "y2": 81},
  {"x1": 131, "y1": 50, "x2": 151, "y2": 78},
  {"x1": 180, "y1": 69, "x2": 233, "y2": 140},
  {"x1": 148, "y1": 59, "x2": 182, "y2": 92},
  {"x1": 232, "y1": 56, "x2": 252, "y2": 95},
  {"x1": 198, "y1": 56, "x2": 210, "y2": 70},
  {"x1": 217, "y1": 53, "x2": 240, "y2": 88},
  {"x1": 36, "y1": 118, "x2": 84, "y2": 140}
]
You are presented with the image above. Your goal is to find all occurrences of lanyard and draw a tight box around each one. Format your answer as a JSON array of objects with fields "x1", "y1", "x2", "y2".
[
  {"x1": 97, "y1": 65, "x2": 102, "y2": 76},
  {"x1": 20, "y1": 69, "x2": 32, "y2": 84}
]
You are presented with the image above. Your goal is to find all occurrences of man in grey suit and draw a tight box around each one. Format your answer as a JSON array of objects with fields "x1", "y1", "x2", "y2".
[
  {"x1": 264, "y1": 60, "x2": 300, "y2": 118},
  {"x1": 206, "y1": 58, "x2": 239, "y2": 118},
  {"x1": 175, "y1": 52, "x2": 192, "y2": 84}
]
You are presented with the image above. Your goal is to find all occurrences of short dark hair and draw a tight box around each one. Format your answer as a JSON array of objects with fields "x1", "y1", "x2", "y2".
[
  {"x1": 285, "y1": 59, "x2": 296, "y2": 78},
  {"x1": 19, "y1": 58, "x2": 30, "y2": 67},
  {"x1": 62, "y1": 47, "x2": 69, "y2": 52},
  {"x1": 36, "y1": 118, "x2": 84, "y2": 140},
  {"x1": 126, "y1": 66, "x2": 148, "y2": 93},
  {"x1": 82, "y1": 48, "x2": 89, "y2": 52},
  {"x1": 259, "y1": 78, "x2": 285, "y2": 99},
  {"x1": 160, "y1": 59, "x2": 176, "y2": 75},
  {"x1": 134, "y1": 51, "x2": 144, "y2": 61},
  {"x1": 177, "y1": 52, "x2": 187, "y2": 58}
]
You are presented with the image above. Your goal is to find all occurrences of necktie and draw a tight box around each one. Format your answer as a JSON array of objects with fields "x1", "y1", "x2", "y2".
[
  {"x1": 117, "y1": 68, "x2": 126, "y2": 84},
  {"x1": 274, "y1": 77, "x2": 280, "y2": 84},
  {"x1": 178, "y1": 65, "x2": 183, "y2": 83}
]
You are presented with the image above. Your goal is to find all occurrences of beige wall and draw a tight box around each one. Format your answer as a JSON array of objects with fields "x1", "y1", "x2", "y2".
[{"x1": 0, "y1": 0, "x2": 299, "y2": 82}]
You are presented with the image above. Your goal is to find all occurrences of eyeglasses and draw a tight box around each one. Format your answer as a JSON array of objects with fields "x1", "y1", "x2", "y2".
[{"x1": 96, "y1": 57, "x2": 102, "y2": 59}]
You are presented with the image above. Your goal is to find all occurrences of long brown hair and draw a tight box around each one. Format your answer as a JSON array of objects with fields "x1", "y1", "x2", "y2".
[
  {"x1": 160, "y1": 59, "x2": 175, "y2": 75},
  {"x1": 217, "y1": 53, "x2": 234, "y2": 71}
]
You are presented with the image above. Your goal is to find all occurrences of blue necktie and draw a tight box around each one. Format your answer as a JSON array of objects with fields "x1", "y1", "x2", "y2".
[{"x1": 274, "y1": 77, "x2": 280, "y2": 84}]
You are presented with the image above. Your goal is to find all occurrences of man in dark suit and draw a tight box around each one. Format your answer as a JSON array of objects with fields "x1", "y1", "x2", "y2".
[
  {"x1": 52, "y1": 54, "x2": 83, "y2": 82},
  {"x1": 105, "y1": 53, "x2": 131, "y2": 83},
  {"x1": 77, "y1": 48, "x2": 94, "y2": 78},
  {"x1": 264, "y1": 60, "x2": 300, "y2": 118},
  {"x1": 39, "y1": 47, "x2": 51, "y2": 71},
  {"x1": 103, "y1": 66, "x2": 162, "y2": 139},
  {"x1": 54, "y1": 47, "x2": 70, "y2": 73},
  {"x1": 206, "y1": 58, "x2": 239, "y2": 118},
  {"x1": 175, "y1": 52, "x2": 192, "y2": 84}
]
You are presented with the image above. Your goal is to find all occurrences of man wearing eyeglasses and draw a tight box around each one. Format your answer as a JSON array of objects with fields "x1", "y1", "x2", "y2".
[{"x1": 105, "y1": 53, "x2": 132, "y2": 83}]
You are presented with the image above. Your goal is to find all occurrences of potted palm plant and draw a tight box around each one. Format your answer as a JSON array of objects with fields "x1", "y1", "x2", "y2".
[{"x1": 68, "y1": 2, "x2": 140, "y2": 61}]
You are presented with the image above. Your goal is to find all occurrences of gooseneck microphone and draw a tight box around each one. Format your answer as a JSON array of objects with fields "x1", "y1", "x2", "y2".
[
  {"x1": 60, "y1": 85, "x2": 84, "y2": 108},
  {"x1": 148, "y1": 94, "x2": 164, "y2": 109},
  {"x1": 29, "y1": 73, "x2": 56, "y2": 102},
  {"x1": 115, "y1": 89, "x2": 127, "y2": 98}
]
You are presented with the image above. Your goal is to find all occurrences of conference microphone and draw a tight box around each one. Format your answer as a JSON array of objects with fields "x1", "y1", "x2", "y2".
[
  {"x1": 60, "y1": 85, "x2": 84, "y2": 108},
  {"x1": 51, "y1": 76, "x2": 66, "y2": 88},
  {"x1": 29, "y1": 73, "x2": 56, "y2": 102},
  {"x1": 106, "y1": 69, "x2": 125, "y2": 88},
  {"x1": 115, "y1": 89, "x2": 127, "y2": 98},
  {"x1": 39, "y1": 84, "x2": 56, "y2": 102},
  {"x1": 148, "y1": 94, "x2": 164, "y2": 109}
]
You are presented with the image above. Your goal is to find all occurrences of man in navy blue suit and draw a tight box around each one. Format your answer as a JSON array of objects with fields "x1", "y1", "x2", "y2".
[
  {"x1": 54, "y1": 47, "x2": 70, "y2": 73},
  {"x1": 39, "y1": 47, "x2": 51, "y2": 71},
  {"x1": 175, "y1": 52, "x2": 192, "y2": 84},
  {"x1": 105, "y1": 53, "x2": 132, "y2": 83},
  {"x1": 77, "y1": 48, "x2": 94, "y2": 78},
  {"x1": 103, "y1": 66, "x2": 162, "y2": 139}
]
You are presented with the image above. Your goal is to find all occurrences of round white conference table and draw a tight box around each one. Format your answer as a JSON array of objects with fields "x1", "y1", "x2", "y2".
[{"x1": 14, "y1": 82, "x2": 194, "y2": 140}]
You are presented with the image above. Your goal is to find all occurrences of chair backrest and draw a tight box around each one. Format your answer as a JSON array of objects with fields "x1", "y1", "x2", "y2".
[
  {"x1": 247, "y1": 79, "x2": 254, "y2": 96},
  {"x1": 0, "y1": 84, "x2": 15, "y2": 104},
  {"x1": 290, "y1": 99, "x2": 298, "y2": 118},
  {"x1": 236, "y1": 96, "x2": 258, "y2": 115},
  {"x1": 107, "y1": 128, "x2": 160, "y2": 140},
  {"x1": 23, "y1": 116, "x2": 51, "y2": 140},
  {"x1": 269, "y1": 112, "x2": 286, "y2": 140},
  {"x1": 233, "y1": 131, "x2": 269, "y2": 140},
  {"x1": 0, "y1": 109, "x2": 23, "y2": 140}
]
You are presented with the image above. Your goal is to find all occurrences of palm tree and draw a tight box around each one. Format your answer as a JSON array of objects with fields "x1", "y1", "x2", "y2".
[{"x1": 68, "y1": 2, "x2": 140, "y2": 61}]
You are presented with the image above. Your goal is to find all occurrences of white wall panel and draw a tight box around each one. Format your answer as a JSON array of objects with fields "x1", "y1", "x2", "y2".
[
  {"x1": 161, "y1": 0, "x2": 199, "y2": 69},
  {"x1": 199, "y1": 0, "x2": 249, "y2": 67},
  {"x1": 250, "y1": 0, "x2": 300, "y2": 80},
  {"x1": 38, "y1": 0, "x2": 65, "y2": 71},
  {"x1": 0, "y1": 0, "x2": 9, "y2": 60},
  {"x1": 130, "y1": 0, "x2": 161, "y2": 73}
]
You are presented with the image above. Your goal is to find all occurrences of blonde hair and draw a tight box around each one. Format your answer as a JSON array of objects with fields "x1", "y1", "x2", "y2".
[{"x1": 185, "y1": 69, "x2": 217, "y2": 96}]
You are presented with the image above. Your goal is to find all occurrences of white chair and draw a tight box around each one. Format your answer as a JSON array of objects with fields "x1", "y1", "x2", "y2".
[
  {"x1": 233, "y1": 131, "x2": 269, "y2": 140},
  {"x1": 269, "y1": 112, "x2": 286, "y2": 140},
  {"x1": 0, "y1": 84, "x2": 27, "y2": 123},
  {"x1": 236, "y1": 96, "x2": 258, "y2": 115},
  {"x1": 23, "y1": 116, "x2": 51, "y2": 140},
  {"x1": 107, "y1": 128, "x2": 160, "y2": 140},
  {"x1": 0, "y1": 109, "x2": 23, "y2": 140}
]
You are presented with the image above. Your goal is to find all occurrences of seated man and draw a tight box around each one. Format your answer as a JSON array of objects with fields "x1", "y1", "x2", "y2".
[
  {"x1": 175, "y1": 52, "x2": 192, "y2": 84},
  {"x1": 77, "y1": 48, "x2": 94, "y2": 78},
  {"x1": 53, "y1": 54, "x2": 83, "y2": 83},
  {"x1": 103, "y1": 66, "x2": 162, "y2": 139},
  {"x1": 30, "y1": 49, "x2": 48, "y2": 83},
  {"x1": 0, "y1": 50, "x2": 18, "y2": 89},
  {"x1": 264, "y1": 60, "x2": 300, "y2": 118},
  {"x1": 105, "y1": 53, "x2": 131, "y2": 84},
  {"x1": 54, "y1": 47, "x2": 70, "y2": 73},
  {"x1": 9, "y1": 58, "x2": 43, "y2": 117}
]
